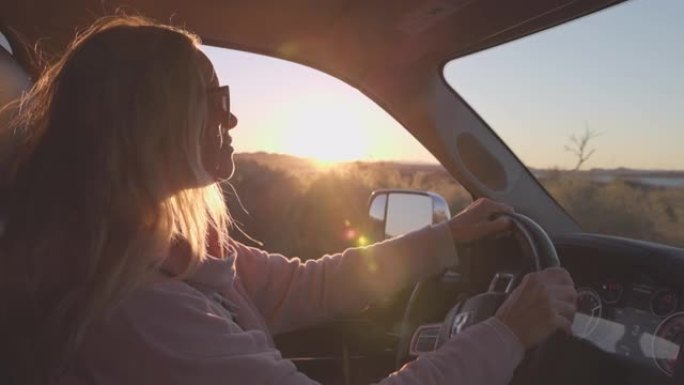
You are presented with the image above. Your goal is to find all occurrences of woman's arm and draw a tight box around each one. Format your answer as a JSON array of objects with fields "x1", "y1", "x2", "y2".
[
  {"x1": 235, "y1": 198, "x2": 513, "y2": 334},
  {"x1": 234, "y1": 222, "x2": 456, "y2": 334},
  {"x1": 68, "y1": 282, "x2": 523, "y2": 385}
]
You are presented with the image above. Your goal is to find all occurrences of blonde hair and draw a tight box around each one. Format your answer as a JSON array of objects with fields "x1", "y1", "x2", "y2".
[{"x1": 0, "y1": 16, "x2": 229, "y2": 383}]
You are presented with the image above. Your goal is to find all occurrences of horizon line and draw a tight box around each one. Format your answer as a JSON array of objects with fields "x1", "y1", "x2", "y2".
[{"x1": 234, "y1": 151, "x2": 684, "y2": 173}]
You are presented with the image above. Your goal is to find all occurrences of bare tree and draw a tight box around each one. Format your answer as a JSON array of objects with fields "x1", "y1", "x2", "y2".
[{"x1": 565, "y1": 123, "x2": 599, "y2": 171}]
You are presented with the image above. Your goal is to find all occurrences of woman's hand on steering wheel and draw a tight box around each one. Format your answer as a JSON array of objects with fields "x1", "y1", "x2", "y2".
[
  {"x1": 495, "y1": 267, "x2": 578, "y2": 349},
  {"x1": 448, "y1": 198, "x2": 515, "y2": 243}
]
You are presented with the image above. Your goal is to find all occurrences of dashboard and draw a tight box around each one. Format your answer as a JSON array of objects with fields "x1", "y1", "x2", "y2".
[
  {"x1": 573, "y1": 276, "x2": 683, "y2": 376},
  {"x1": 405, "y1": 232, "x2": 684, "y2": 383},
  {"x1": 555, "y1": 234, "x2": 684, "y2": 379}
]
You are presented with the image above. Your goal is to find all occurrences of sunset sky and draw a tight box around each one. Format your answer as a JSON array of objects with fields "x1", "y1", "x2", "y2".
[
  {"x1": 201, "y1": 46, "x2": 436, "y2": 165},
  {"x1": 203, "y1": 0, "x2": 683, "y2": 170}
]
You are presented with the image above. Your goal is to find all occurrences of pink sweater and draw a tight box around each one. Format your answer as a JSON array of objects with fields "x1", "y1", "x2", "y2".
[{"x1": 57, "y1": 223, "x2": 524, "y2": 384}]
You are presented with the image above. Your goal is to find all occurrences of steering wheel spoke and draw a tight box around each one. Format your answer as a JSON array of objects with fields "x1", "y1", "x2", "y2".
[{"x1": 397, "y1": 213, "x2": 561, "y2": 367}]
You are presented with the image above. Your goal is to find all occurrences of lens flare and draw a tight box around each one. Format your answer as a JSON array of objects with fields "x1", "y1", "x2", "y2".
[{"x1": 344, "y1": 228, "x2": 358, "y2": 241}]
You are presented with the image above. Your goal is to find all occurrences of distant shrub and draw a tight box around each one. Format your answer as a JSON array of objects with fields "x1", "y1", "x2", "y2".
[{"x1": 541, "y1": 172, "x2": 684, "y2": 247}]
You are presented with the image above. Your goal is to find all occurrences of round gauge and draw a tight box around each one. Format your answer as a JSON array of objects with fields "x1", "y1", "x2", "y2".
[
  {"x1": 572, "y1": 287, "x2": 602, "y2": 338},
  {"x1": 652, "y1": 311, "x2": 684, "y2": 376},
  {"x1": 600, "y1": 278, "x2": 624, "y2": 304},
  {"x1": 652, "y1": 289, "x2": 679, "y2": 318}
]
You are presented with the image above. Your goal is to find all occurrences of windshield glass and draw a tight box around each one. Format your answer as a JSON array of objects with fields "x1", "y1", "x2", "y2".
[
  {"x1": 201, "y1": 47, "x2": 471, "y2": 259},
  {"x1": 444, "y1": 0, "x2": 684, "y2": 247}
]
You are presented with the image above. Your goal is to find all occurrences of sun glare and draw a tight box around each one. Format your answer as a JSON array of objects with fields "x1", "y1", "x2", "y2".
[
  {"x1": 270, "y1": 94, "x2": 374, "y2": 164},
  {"x1": 310, "y1": 158, "x2": 339, "y2": 171},
  {"x1": 203, "y1": 45, "x2": 439, "y2": 166}
]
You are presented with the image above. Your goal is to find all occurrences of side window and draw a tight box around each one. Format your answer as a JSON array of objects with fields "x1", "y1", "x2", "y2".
[
  {"x1": 0, "y1": 32, "x2": 13, "y2": 54},
  {"x1": 445, "y1": 0, "x2": 684, "y2": 247},
  {"x1": 0, "y1": 31, "x2": 31, "y2": 108},
  {"x1": 0, "y1": 30, "x2": 32, "y2": 184},
  {"x1": 203, "y1": 46, "x2": 470, "y2": 258}
]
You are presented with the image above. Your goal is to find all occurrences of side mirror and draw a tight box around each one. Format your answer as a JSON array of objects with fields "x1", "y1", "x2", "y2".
[{"x1": 368, "y1": 189, "x2": 451, "y2": 240}]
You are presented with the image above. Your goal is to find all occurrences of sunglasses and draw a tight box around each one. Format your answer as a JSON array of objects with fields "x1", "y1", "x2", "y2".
[{"x1": 207, "y1": 85, "x2": 238, "y2": 129}]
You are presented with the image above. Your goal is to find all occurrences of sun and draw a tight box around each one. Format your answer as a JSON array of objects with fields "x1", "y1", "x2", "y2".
[
  {"x1": 309, "y1": 157, "x2": 348, "y2": 171},
  {"x1": 264, "y1": 93, "x2": 375, "y2": 164}
]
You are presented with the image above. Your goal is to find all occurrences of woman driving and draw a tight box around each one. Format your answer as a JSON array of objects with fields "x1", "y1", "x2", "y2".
[{"x1": 0, "y1": 16, "x2": 577, "y2": 385}]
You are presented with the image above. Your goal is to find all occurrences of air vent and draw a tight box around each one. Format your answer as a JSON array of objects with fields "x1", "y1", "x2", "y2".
[{"x1": 409, "y1": 324, "x2": 442, "y2": 356}]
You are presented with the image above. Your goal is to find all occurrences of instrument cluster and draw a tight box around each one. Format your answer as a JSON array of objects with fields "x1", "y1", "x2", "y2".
[{"x1": 573, "y1": 275, "x2": 683, "y2": 377}]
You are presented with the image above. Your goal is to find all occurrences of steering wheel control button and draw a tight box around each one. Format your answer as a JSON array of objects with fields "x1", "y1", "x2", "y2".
[
  {"x1": 488, "y1": 273, "x2": 515, "y2": 294},
  {"x1": 409, "y1": 324, "x2": 442, "y2": 356},
  {"x1": 450, "y1": 311, "x2": 474, "y2": 337}
]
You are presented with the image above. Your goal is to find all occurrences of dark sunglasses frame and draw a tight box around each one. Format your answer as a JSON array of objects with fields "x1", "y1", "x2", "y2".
[{"x1": 207, "y1": 85, "x2": 237, "y2": 129}]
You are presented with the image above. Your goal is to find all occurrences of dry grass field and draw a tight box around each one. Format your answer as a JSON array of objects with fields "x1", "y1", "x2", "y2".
[{"x1": 226, "y1": 153, "x2": 684, "y2": 259}]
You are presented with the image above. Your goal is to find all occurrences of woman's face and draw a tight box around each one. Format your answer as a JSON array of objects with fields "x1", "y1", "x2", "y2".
[{"x1": 196, "y1": 50, "x2": 238, "y2": 181}]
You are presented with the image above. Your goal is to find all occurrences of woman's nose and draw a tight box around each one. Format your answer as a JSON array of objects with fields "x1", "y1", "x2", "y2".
[{"x1": 226, "y1": 113, "x2": 238, "y2": 129}]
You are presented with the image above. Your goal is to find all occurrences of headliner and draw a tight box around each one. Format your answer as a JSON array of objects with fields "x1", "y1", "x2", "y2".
[{"x1": 1, "y1": 0, "x2": 625, "y2": 85}]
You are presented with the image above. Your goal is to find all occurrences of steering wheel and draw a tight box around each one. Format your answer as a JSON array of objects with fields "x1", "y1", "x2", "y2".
[{"x1": 396, "y1": 213, "x2": 560, "y2": 367}]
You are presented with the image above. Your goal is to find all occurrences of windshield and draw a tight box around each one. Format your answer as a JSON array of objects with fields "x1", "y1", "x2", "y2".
[
  {"x1": 201, "y1": 47, "x2": 472, "y2": 258},
  {"x1": 444, "y1": 0, "x2": 684, "y2": 247}
]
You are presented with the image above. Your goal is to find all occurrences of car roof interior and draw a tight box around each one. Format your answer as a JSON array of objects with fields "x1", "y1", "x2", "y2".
[
  {"x1": 0, "y1": 0, "x2": 626, "y2": 171},
  {"x1": 1, "y1": 0, "x2": 625, "y2": 84}
]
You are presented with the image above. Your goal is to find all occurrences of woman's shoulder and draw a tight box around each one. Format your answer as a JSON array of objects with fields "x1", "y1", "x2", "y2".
[
  {"x1": 132, "y1": 275, "x2": 202, "y2": 296},
  {"x1": 86, "y1": 278, "x2": 245, "y2": 359},
  {"x1": 70, "y1": 278, "x2": 281, "y2": 384},
  {"x1": 115, "y1": 277, "x2": 222, "y2": 323}
]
